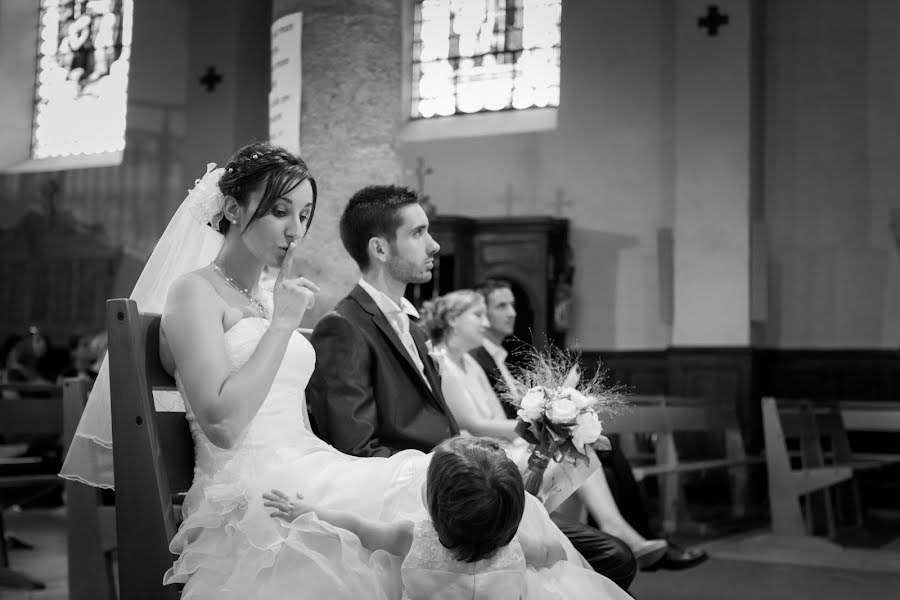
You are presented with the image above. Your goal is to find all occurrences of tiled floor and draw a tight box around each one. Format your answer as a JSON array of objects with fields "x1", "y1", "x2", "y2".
[{"x1": 4, "y1": 507, "x2": 900, "y2": 600}]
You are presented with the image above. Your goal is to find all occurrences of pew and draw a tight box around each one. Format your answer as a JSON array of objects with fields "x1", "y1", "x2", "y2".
[
  {"x1": 107, "y1": 298, "x2": 193, "y2": 600},
  {"x1": 606, "y1": 395, "x2": 762, "y2": 534},
  {"x1": 762, "y1": 397, "x2": 900, "y2": 538},
  {"x1": 839, "y1": 401, "x2": 900, "y2": 461},
  {"x1": 61, "y1": 377, "x2": 118, "y2": 600},
  {"x1": 0, "y1": 381, "x2": 63, "y2": 590}
]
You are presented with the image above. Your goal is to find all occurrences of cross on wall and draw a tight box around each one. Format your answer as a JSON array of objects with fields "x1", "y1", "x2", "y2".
[
  {"x1": 199, "y1": 67, "x2": 223, "y2": 92},
  {"x1": 698, "y1": 5, "x2": 729, "y2": 37},
  {"x1": 548, "y1": 188, "x2": 573, "y2": 217},
  {"x1": 413, "y1": 156, "x2": 433, "y2": 196}
]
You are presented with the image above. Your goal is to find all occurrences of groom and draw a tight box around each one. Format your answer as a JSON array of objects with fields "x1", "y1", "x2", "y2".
[
  {"x1": 306, "y1": 185, "x2": 458, "y2": 456},
  {"x1": 308, "y1": 185, "x2": 638, "y2": 592}
]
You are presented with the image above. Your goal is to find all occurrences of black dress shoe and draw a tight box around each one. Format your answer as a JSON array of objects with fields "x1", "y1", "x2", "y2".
[{"x1": 643, "y1": 544, "x2": 708, "y2": 571}]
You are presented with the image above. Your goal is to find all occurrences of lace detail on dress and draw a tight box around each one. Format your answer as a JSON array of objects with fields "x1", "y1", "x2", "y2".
[{"x1": 406, "y1": 521, "x2": 524, "y2": 572}]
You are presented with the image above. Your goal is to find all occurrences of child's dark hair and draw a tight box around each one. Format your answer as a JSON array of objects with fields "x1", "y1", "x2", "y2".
[
  {"x1": 216, "y1": 141, "x2": 317, "y2": 235},
  {"x1": 426, "y1": 436, "x2": 526, "y2": 563}
]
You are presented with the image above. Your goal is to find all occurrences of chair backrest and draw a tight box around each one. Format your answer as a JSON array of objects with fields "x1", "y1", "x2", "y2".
[
  {"x1": 607, "y1": 394, "x2": 740, "y2": 435},
  {"x1": 0, "y1": 382, "x2": 62, "y2": 437},
  {"x1": 107, "y1": 298, "x2": 192, "y2": 600},
  {"x1": 764, "y1": 398, "x2": 827, "y2": 470}
]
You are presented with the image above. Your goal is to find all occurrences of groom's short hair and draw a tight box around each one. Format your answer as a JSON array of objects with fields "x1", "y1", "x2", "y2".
[{"x1": 340, "y1": 185, "x2": 420, "y2": 271}]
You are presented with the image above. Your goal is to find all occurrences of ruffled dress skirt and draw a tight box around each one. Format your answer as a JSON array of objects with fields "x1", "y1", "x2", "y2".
[{"x1": 163, "y1": 442, "x2": 432, "y2": 600}]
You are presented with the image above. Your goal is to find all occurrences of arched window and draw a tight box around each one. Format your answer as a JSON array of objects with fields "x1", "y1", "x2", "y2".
[
  {"x1": 411, "y1": 0, "x2": 561, "y2": 120},
  {"x1": 32, "y1": 0, "x2": 133, "y2": 159}
]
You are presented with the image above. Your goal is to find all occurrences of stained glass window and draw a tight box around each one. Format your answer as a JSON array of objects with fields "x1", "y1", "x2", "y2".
[
  {"x1": 411, "y1": 0, "x2": 561, "y2": 119},
  {"x1": 32, "y1": 0, "x2": 133, "y2": 159}
]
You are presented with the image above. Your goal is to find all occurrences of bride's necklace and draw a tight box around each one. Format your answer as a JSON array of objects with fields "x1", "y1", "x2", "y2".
[{"x1": 212, "y1": 263, "x2": 268, "y2": 317}]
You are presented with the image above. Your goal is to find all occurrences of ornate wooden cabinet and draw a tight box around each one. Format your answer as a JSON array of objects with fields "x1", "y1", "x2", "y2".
[{"x1": 407, "y1": 215, "x2": 571, "y2": 348}]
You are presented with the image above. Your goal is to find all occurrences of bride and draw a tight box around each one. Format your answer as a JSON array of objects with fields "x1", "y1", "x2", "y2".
[{"x1": 62, "y1": 142, "x2": 632, "y2": 599}]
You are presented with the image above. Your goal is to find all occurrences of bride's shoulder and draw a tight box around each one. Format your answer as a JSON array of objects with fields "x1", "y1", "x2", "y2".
[{"x1": 164, "y1": 269, "x2": 224, "y2": 314}]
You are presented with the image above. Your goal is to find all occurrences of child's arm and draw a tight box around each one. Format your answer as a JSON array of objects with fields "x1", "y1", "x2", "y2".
[
  {"x1": 519, "y1": 534, "x2": 567, "y2": 569},
  {"x1": 263, "y1": 490, "x2": 414, "y2": 557}
]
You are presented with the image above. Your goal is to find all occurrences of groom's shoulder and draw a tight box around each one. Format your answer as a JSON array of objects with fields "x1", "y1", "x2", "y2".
[{"x1": 314, "y1": 295, "x2": 366, "y2": 332}]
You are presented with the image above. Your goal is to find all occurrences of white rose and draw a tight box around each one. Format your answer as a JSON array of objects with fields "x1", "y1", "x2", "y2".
[
  {"x1": 517, "y1": 387, "x2": 546, "y2": 423},
  {"x1": 571, "y1": 411, "x2": 604, "y2": 449},
  {"x1": 547, "y1": 398, "x2": 578, "y2": 424},
  {"x1": 558, "y1": 387, "x2": 591, "y2": 410}
]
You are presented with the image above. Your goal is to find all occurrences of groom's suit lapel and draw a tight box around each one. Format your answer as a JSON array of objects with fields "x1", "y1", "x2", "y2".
[
  {"x1": 409, "y1": 324, "x2": 445, "y2": 403},
  {"x1": 348, "y1": 285, "x2": 440, "y2": 401}
]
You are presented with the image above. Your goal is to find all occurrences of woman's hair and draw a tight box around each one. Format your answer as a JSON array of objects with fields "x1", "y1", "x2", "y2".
[
  {"x1": 339, "y1": 185, "x2": 420, "y2": 271},
  {"x1": 216, "y1": 141, "x2": 317, "y2": 235},
  {"x1": 425, "y1": 436, "x2": 526, "y2": 563},
  {"x1": 419, "y1": 290, "x2": 484, "y2": 344}
]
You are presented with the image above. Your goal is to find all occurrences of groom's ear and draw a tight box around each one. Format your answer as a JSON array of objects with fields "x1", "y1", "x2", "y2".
[{"x1": 368, "y1": 236, "x2": 389, "y2": 264}]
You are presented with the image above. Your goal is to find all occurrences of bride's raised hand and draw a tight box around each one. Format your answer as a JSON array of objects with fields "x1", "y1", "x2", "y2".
[{"x1": 271, "y1": 239, "x2": 320, "y2": 332}]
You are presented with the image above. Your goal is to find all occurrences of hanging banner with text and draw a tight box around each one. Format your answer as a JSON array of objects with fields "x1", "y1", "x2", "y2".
[{"x1": 269, "y1": 12, "x2": 302, "y2": 155}]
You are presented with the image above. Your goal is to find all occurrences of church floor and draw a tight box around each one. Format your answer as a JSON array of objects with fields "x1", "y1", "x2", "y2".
[{"x1": 3, "y1": 508, "x2": 900, "y2": 600}]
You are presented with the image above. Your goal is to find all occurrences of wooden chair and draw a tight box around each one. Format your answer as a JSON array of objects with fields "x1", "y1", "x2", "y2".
[
  {"x1": 106, "y1": 298, "x2": 193, "y2": 600},
  {"x1": 606, "y1": 395, "x2": 761, "y2": 534},
  {"x1": 762, "y1": 397, "x2": 900, "y2": 538},
  {"x1": 61, "y1": 377, "x2": 118, "y2": 600},
  {"x1": 762, "y1": 397, "x2": 853, "y2": 538},
  {"x1": 0, "y1": 381, "x2": 63, "y2": 590}
]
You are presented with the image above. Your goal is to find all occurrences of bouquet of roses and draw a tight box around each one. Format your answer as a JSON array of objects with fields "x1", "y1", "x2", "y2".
[{"x1": 500, "y1": 346, "x2": 626, "y2": 486}]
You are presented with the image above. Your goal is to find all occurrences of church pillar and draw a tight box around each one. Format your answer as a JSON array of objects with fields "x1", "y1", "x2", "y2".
[
  {"x1": 272, "y1": 0, "x2": 404, "y2": 320},
  {"x1": 669, "y1": 1, "x2": 765, "y2": 450},
  {"x1": 672, "y1": 0, "x2": 762, "y2": 347}
]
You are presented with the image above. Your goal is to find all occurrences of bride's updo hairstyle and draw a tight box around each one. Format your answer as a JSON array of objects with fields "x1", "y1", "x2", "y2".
[
  {"x1": 426, "y1": 436, "x2": 525, "y2": 563},
  {"x1": 216, "y1": 141, "x2": 317, "y2": 235},
  {"x1": 419, "y1": 290, "x2": 483, "y2": 344}
]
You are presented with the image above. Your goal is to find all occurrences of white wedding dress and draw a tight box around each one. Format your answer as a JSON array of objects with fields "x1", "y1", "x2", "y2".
[{"x1": 164, "y1": 317, "x2": 630, "y2": 600}]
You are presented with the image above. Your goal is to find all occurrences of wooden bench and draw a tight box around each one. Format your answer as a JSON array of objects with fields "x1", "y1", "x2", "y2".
[
  {"x1": 107, "y1": 298, "x2": 193, "y2": 600},
  {"x1": 761, "y1": 397, "x2": 900, "y2": 538},
  {"x1": 839, "y1": 401, "x2": 900, "y2": 461},
  {"x1": 61, "y1": 377, "x2": 118, "y2": 600},
  {"x1": 0, "y1": 381, "x2": 63, "y2": 590},
  {"x1": 605, "y1": 395, "x2": 762, "y2": 534}
]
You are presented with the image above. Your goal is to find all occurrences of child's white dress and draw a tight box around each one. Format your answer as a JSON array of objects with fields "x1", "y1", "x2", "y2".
[{"x1": 401, "y1": 520, "x2": 632, "y2": 600}]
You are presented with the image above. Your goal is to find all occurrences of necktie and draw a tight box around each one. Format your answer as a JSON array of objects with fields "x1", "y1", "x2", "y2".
[{"x1": 388, "y1": 309, "x2": 431, "y2": 390}]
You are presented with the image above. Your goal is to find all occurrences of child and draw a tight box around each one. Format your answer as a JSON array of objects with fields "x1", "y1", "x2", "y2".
[{"x1": 265, "y1": 436, "x2": 566, "y2": 599}]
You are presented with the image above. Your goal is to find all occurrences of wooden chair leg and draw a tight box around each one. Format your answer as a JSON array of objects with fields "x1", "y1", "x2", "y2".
[
  {"x1": 770, "y1": 490, "x2": 807, "y2": 537},
  {"x1": 763, "y1": 398, "x2": 808, "y2": 537},
  {"x1": 66, "y1": 481, "x2": 116, "y2": 600},
  {"x1": 725, "y1": 429, "x2": 749, "y2": 519},
  {"x1": 656, "y1": 433, "x2": 682, "y2": 534}
]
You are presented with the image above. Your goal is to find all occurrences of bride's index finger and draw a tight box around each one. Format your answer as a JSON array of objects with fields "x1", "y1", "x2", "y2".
[{"x1": 276, "y1": 241, "x2": 298, "y2": 283}]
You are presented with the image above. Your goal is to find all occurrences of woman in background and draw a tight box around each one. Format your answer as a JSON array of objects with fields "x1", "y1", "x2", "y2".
[{"x1": 421, "y1": 290, "x2": 668, "y2": 569}]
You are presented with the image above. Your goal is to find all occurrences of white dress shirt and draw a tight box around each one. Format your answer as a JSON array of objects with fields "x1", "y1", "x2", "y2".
[{"x1": 357, "y1": 279, "x2": 431, "y2": 390}]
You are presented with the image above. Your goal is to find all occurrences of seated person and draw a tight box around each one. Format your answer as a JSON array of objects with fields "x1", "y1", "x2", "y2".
[
  {"x1": 265, "y1": 436, "x2": 632, "y2": 600},
  {"x1": 470, "y1": 279, "x2": 708, "y2": 571},
  {"x1": 421, "y1": 290, "x2": 668, "y2": 570}
]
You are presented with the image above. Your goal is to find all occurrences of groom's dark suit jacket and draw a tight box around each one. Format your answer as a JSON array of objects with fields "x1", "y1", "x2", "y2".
[{"x1": 307, "y1": 284, "x2": 459, "y2": 457}]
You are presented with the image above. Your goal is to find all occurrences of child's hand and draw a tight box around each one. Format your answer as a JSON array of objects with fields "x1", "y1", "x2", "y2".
[{"x1": 263, "y1": 489, "x2": 312, "y2": 522}]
